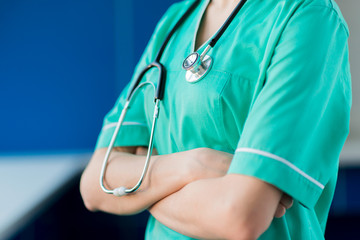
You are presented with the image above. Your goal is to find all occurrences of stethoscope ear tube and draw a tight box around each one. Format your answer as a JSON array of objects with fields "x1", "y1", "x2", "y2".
[
  {"x1": 127, "y1": 62, "x2": 166, "y2": 101},
  {"x1": 154, "y1": 62, "x2": 166, "y2": 100},
  {"x1": 208, "y1": 0, "x2": 247, "y2": 48},
  {"x1": 100, "y1": 83, "x2": 160, "y2": 197},
  {"x1": 99, "y1": 100, "x2": 130, "y2": 195},
  {"x1": 126, "y1": 65, "x2": 152, "y2": 101}
]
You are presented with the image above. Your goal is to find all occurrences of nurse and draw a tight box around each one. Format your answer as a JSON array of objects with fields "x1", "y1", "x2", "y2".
[{"x1": 80, "y1": 0, "x2": 351, "y2": 239}]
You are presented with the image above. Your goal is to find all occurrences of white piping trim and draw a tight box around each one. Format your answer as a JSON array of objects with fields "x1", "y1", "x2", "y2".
[
  {"x1": 236, "y1": 148, "x2": 324, "y2": 189},
  {"x1": 102, "y1": 122, "x2": 147, "y2": 131}
]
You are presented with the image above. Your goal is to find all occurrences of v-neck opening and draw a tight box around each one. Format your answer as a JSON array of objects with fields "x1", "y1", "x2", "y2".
[
  {"x1": 192, "y1": 0, "x2": 212, "y2": 52},
  {"x1": 191, "y1": 0, "x2": 242, "y2": 53}
]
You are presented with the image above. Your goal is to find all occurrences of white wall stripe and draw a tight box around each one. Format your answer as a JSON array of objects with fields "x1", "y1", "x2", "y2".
[
  {"x1": 236, "y1": 148, "x2": 324, "y2": 189},
  {"x1": 102, "y1": 122, "x2": 147, "y2": 131}
]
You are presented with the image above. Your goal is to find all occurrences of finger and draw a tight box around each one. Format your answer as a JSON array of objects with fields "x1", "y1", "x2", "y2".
[
  {"x1": 274, "y1": 204, "x2": 286, "y2": 218},
  {"x1": 280, "y1": 194, "x2": 293, "y2": 209},
  {"x1": 135, "y1": 147, "x2": 158, "y2": 156},
  {"x1": 152, "y1": 148, "x2": 158, "y2": 155},
  {"x1": 135, "y1": 147, "x2": 148, "y2": 155}
]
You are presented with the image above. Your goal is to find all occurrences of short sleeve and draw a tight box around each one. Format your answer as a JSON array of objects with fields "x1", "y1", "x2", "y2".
[
  {"x1": 95, "y1": 81, "x2": 150, "y2": 149},
  {"x1": 227, "y1": 5, "x2": 351, "y2": 208}
]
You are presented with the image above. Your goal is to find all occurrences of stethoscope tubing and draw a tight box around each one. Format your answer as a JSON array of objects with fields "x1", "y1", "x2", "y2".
[
  {"x1": 208, "y1": 0, "x2": 247, "y2": 48},
  {"x1": 99, "y1": 0, "x2": 248, "y2": 197},
  {"x1": 99, "y1": 1, "x2": 202, "y2": 197},
  {"x1": 99, "y1": 100, "x2": 129, "y2": 195},
  {"x1": 99, "y1": 81, "x2": 159, "y2": 196},
  {"x1": 127, "y1": 62, "x2": 166, "y2": 102}
]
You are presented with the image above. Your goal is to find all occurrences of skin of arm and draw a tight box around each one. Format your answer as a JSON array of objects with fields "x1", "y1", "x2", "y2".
[
  {"x1": 81, "y1": 146, "x2": 292, "y2": 239},
  {"x1": 149, "y1": 148, "x2": 292, "y2": 240},
  {"x1": 79, "y1": 146, "x2": 231, "y2": 215}
]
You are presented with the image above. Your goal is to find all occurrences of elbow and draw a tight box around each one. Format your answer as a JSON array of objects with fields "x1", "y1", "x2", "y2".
[
  {"x1": 79, "y1": 170, "x2": 140, "y2": 215},
  {"x1": 225, "y1": 223, "x2": 261, "y2": 240},
  {"x1": 81, "y1": 194, "x2": 98, "y2": 212},
  {"x1": 220, "y1": 204, "x2": 267, "y2": 240},
  {"x1": 82, "y1": 198, "x2": 98, "y2": 212},
  {"x1": 223, "y1": 220, "x2": 261, "y2": 240},
  {"x1": 78, "y1": 149, "x2": 141, "y2": 215},
  {"x1": 79, "y1": 171, "x2": 100, "y2": 212}
]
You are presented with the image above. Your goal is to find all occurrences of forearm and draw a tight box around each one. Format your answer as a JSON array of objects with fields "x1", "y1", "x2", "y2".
[
  {"x1": 80, "y1": 147, "x2": 232, "y2": 215},
  {"x1": 80, "y1": 148, "x2": 191, "y2": 215},
  {"x1": 149, "y1": 174, "x2": 282, "y2": 240}
]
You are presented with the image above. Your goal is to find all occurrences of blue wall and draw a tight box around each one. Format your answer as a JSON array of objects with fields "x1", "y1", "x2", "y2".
[{"x1": 0, "y1": 0, "x2": 176, "y2": 153}]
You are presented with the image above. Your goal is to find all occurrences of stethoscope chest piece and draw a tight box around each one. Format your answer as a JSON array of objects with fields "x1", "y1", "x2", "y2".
[{"x1": 182, "y1": 52, "x2": 212, "y2": 83}]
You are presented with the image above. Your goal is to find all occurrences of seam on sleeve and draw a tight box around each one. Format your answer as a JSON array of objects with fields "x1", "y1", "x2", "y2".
[{"x1": 236, "y1": 148, "x2": 325, "y2": 189}]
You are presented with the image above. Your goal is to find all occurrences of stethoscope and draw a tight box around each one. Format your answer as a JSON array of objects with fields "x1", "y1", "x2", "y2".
[{"x1": 100, "y1": 0, "x2": 247, "y2": 197}]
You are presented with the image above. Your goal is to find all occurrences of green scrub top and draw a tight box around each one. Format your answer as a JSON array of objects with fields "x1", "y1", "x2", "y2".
[{"x1": 95, "y1": 0, "x2": 351, "y2": 239}]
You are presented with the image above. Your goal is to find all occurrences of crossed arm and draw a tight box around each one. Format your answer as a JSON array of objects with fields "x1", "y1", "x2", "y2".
[{"x1": 80, "y1": 147, "x2": 292, "y2": 239}]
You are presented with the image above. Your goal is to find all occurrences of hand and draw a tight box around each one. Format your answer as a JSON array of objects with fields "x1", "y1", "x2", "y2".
[
  {"x1": 133, "y1": 147, "x2": 232, "y2": 182},
  {"x1": 189, "y1": 148, "x2": 233, "y2": 181},
  {"x1": 137, "y1": 146, "x2": 293, "y2": 219},
  {"x1": 274, "y1": 193, "x2": 293, "y2": 218},
  {"x1": 133, "y1": 146, "x2": 158, "y2": 156}
]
